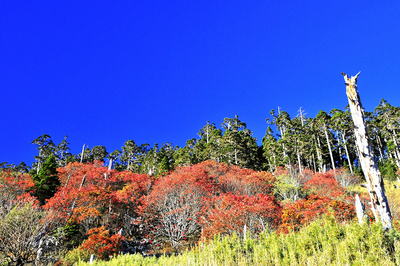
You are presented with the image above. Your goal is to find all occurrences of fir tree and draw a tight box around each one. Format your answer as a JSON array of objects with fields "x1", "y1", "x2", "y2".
[{"x1": 31, "y1": 154, "x2": 60, "y2": 205}]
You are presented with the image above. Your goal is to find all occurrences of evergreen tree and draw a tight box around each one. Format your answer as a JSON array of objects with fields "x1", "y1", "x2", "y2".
[
  {"x1": 31, "y1": 134, "x2": 56, "y2": 172},
  {"x1": 140, "y1": 143, "x2": 176, "y2": 176},
  {"x1": 197, "y1": 124, "x2": 223, "y2": 162},
  {"x1": 262, "y1": 126, "x2": 279, "y2": 171},
  {"x1": 120, "y1": 140, "x2": 149, "y2": 172},
  {"x1": 330, "y1": 109, "x2": 355, "y2": 174},
  {"x1": 174, "y1": 138, "x2": 198, "y2": 167},
  {"x1": 220, "y1": 115, "x2": 259, "y2": 169},
  {"x1": 316, "y1": 110, "x2": 336, "y2": 171},
  {"x1": 55, "y1": 135, "x2": 71, "y2": 167},
  {"x1": 91, "y1": 145, "x2": 108, "y2": 162},
  {"x1": 31, "y1": 154, "x2": 60, "y2": 205}
]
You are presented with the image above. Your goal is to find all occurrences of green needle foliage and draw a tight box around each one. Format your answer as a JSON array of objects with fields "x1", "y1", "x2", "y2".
[{"x1": 31, "y1": 154, "x2": 60, "y2": 205}]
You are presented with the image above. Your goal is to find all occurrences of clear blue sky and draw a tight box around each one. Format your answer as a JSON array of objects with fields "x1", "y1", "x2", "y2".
[{"x1": 1, "y1": 1, "x2": 400, "y2": 166}]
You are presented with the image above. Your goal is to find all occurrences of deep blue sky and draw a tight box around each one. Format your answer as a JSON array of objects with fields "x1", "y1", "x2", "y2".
[{"x1": 1, "y1": 1, "x2": 400, "y2": 166}]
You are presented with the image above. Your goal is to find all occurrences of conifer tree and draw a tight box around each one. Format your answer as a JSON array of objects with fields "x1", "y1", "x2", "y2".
[
  {"x1": 91, "y1": 145, "x2": 108, "y2": 162},
  {"x1": 31, "y1": 154, "x2": 60, "y2": 205}
]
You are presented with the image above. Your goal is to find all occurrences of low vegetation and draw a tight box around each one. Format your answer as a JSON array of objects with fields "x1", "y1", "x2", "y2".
[{"x1": 76, "y1": 217, "x2": 400, "y2": 265}]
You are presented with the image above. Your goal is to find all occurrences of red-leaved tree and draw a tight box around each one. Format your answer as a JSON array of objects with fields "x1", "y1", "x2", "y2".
[
  {"x1": 140, "y1": 165, "x2": 215, "y2": 249},
  {"x1": 303, "y1": 171, "x2": 346, "y2": 199},
  {"x1": 200, "y1": 193, "x2": 282, "y2": 239},
  {"x1": 44, "y1": 162, "x2": 152, "y2": 239},
  {"x1": 279, "y1": 195, "x2": 355, "y2": 233},
  {"x1": 79, "y1": 226, "x2": 124, "y2": 260},
  {"x1": 0, "y1": 170, "x2": 38, "y2": 215}
]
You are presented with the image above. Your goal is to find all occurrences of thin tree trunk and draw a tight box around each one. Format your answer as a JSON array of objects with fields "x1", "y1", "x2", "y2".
[
  {"x1": 312, "y1": 153, "x2": 317, "y2": 173},
  {"x1": 355, "y1": 194, "x2": 366, "y2": 224},
  {"x1": 68, "y1": 174, "x2": 87, "y2": 219},
  {"x1": 36, "y1": 161, "x2": 41, "y2": 174},
  {"x1": 323, "y1": 126, "x2": 336, "y2": 171},
  {"x1": 316, "y1": 136, "x2": 323, "y2": 172},
  {"x1": 342, "y1": 72, "x2": 392, "y2": 230},
  {"x1": 296, "y1": 149, "x2": 302, "y2": 173},
  {"x1": 280, "y1": 127, "x2": 288, "y2": 165},
  {"x1": 342, "y1": 132, "x2": 354, "y2": 175},
  {"x1": 391, "y1": 133, "x2": 400, "y2": 168},
  {"x1": 267, "y1": 159, "x2": 273, "y2": 173},
  {"x1": 80, "y1": 144, "x2": 86, "y2": 163},
  {"x1": 376, "y1": 135, "x2": 384, "y2": 161},
  {"x1": 272, "y1": 154, "x2": 277, "y2": 170},
  {"x1": 234, "y1": 148, "x2": 238, "y2": 165},
  {"x1": 336, "y1": 130, "x2": 342, "y2": 165}
]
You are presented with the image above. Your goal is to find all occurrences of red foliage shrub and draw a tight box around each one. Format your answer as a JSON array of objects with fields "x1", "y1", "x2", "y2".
[
  {"x1": 197, "y1": 160, "x2": 231, "y2": 181},
  {"x1": 170, "y1": 163, "x2": 218, "y2": 193},
  {"x1": 79, "y1": 226, "x2": 124, "y2": 260},
  {"x1": 44, "y1": 162, "x2": 152, "y2": 236},
  {"x1": 279, "y1": 195, "x2": 355, "y2": 233},
  {"x1": 303, "y1": 171, "x2": 345, "y2": 199},
  {"x1": 140, "y1": 165, "x2": 213, "y2": 248},
  {"x1": 195, "y1": 160, "x2": 276, "y2": 195},
  {"x1": 0, "y1": 171, "x2": 38, "y2": 213},
  {"x1": 200, "y1": 193, "x2": 282, "y2": 239},
  {"x1": 217, "y1": 168, "x2": 276, "y2": 196},
  {"x1": 140, "y1": 161, "x2": 280, "y2": 247}
]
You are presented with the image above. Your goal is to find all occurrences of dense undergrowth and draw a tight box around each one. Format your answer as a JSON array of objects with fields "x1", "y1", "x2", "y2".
[
  {"x1": 76, "y1": 216, "x2": 400, "y2": 266},
  {"x1": 1, "y1": 160, "x2": 400, "y2": 265}
]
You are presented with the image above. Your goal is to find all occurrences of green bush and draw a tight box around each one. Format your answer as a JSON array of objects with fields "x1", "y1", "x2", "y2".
[
  {"x1": 62, "y1": 246, "x2": 92, "y2": 265},
  {"x1": 379, "y1": 160, "x2": 398, "y2": 181}
]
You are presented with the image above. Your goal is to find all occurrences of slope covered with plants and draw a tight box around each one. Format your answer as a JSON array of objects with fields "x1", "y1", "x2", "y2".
[{"x1": 1, "y1": 100, "x2": 400, "y2": 264}]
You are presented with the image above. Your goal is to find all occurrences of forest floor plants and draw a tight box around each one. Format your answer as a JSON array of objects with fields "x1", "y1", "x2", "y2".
[{"x1": 74, "y1": 215, "x2": 400, "y2": 265}]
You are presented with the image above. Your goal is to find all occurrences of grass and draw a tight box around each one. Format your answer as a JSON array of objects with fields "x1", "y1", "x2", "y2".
[{"x1": 75, "y1": 216, "x2": 400, "y2": 266}]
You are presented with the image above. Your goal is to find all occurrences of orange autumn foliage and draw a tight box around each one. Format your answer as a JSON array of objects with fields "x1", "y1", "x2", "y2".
[
  {"x1": 140, "y1": 164, "x2": 214, "y2": 247},
  {"x1": 140, "y1": 161, "x2": 282, "y2": 246},
  {"x1": 279, "y1": 194, "x2": 355, "y2": 233},
  {"x1": 303, "y1": 171, "x2": 346, "y2": 199},
  {"x1": 0, "y1": 170, "x2": 39, "y2": 211},
  {"x1": 197, "y1": 160, "x2": 276, "y2": 195},
  {"x1": 79, "y1": 226, "x2": 124, "y2": 260},
  {"x1": 200, "y1": 192, "x2": 282, "y2": 239},
  {"x1": 44, "y1": 162, "x2": 152, "y2": 236}
]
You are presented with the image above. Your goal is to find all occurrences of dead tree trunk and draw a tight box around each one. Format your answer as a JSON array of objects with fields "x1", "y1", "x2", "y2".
[
  {"x1": 342, "y1": 72, "x2": 392, "y2": 230},
  {"x1": 355, "y1": 194, "x2": 366, "y2": 224},
  {"x1": 342, "y1": 133, "x2": 354, "y2": 175}
]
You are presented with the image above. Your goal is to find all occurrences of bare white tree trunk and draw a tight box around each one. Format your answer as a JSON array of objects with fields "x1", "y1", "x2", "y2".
[
  {"x1": 234, "y1": 148, "x2": 238, "y2": 165},
  {"x1": 391, "y1": 133, "x2": 400, "y2": 168},
  {"x1": 355, "y1": 194, "x2": 366, "y2": 224},
  {"x1": 36, "y1": 161, "x2": 41, "y2": 174},
  {"x1": 342, "y1": 72, "x2": 392, "y2": 230},
  {"x1": 297, "y1": 148, "x2": 302, "y2": 173},
  {"x1": 376, "y1": 135, "x2": 384, "y2": 161},
  {"x1": 68, "y1": 174, "x2": 87, "y2": 219},
  {"x1": 80, "y1": 144, "x2": 86, "y2": 163},
  {"x1": 279, "y1": 126, "x2": 288, "y2": 165},
  {"x1": 336, "y1": 130, "x2": 342, "y2": 165},
  {"x1": 315, "y1": 136, "x2": 323, "y2": 172},
  {"x1": 312, "y1": 153, "x2": 317, "y2": 172},
  {"x1": 342, "y1": 133, "x2": 354, "y2": 175},
  {"x1": 323, "y1": 126, "x2": 336, "y2": 171}
]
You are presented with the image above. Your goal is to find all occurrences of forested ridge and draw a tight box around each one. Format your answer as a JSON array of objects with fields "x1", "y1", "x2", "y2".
[
  {"x1": 3, "y1": 98, "x2": 400, "y2": 179},
  {"x1": 1, "y1": 99, "x2": 400, "y2": 265}
]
